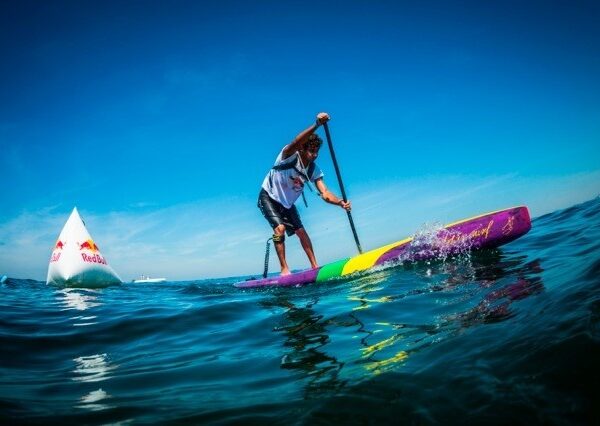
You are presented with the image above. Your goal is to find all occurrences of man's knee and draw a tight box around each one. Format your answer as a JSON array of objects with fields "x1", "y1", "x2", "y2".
[{"x1": 273, "y1": 224, "x2": 286, "y2": 244}]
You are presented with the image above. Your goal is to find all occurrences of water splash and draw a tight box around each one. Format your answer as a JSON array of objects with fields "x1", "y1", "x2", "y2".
[{"x1": 402, "y1": 221, "x2": 475, "y2": 264}]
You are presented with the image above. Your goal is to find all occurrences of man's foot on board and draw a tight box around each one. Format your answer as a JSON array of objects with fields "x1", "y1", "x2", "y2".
[{"x1": 281, "y1": 269, "x2": 291, "y2": 276}]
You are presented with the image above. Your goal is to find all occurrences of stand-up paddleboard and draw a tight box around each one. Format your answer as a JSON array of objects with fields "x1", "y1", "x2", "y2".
[
  {"x1": 46, "y1": 207, "x2": 122, "y2": 288},
  {"x1": 236, "y1": 206, "x2": 531, "y2": 288}
]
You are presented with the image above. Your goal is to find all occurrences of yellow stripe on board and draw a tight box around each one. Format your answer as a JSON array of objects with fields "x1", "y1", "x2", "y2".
[{"x1": 341, "y1": 238, "x2": 412, "y2": 276}]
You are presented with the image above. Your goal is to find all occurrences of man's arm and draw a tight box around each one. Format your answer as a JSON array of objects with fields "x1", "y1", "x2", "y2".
[
  {"x1": 315, "y1": 178, "x2": 352, "y2": 211},
  {"x1": 282, "y1": 112, "x2": 330, "y2": 159}
]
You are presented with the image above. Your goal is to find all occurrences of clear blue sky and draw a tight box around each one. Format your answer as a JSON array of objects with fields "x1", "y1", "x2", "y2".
[{"x1": 1, "y1": 0, "x2": 599, "y2": 280}]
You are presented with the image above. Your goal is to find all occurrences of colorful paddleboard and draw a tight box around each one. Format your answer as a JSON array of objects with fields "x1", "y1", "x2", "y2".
[{"x1": 235, "y1": 206, "x2": 531, "y2": 288}]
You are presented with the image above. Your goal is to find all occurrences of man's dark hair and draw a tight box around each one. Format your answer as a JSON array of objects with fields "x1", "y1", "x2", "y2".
[{"x1": 305, "y1": 134, "x2": 323, "y2": 150}]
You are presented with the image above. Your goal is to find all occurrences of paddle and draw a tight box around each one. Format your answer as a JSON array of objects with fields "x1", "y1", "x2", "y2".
[{"x1": 322, "y1": 122, "x2": 363, "y2": 254}]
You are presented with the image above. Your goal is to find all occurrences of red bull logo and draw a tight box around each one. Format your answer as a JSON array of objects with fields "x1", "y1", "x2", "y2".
[
  {"x1": 78, "y1": 239, "x2": 106, "y2": 264},
  {"x1": 81, "y1": 253, "x2": 108, "y2": 265},
  {"x1": 79, "y1": 239, "x2": 100, "y2": 252},
  {"x1": 50, "y1": 240, "x2": 65, "y2": 262}
]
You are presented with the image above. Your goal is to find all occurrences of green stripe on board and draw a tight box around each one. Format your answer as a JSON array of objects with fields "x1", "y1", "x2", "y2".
[{"x1": 316, "y1": 258, "x2": 351, "y2": 282}]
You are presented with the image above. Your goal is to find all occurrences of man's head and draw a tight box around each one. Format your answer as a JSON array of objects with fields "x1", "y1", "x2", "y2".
[
  {"x1": 300, "y1": 133, "x2": 323, "y2": 164},
  {"x1": 302, "y1": 134, "x2": 322, "y2": 163}
]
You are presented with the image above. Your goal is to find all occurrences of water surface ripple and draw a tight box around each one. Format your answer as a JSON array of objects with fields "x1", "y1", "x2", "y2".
[{"x1": 1, "y1": 198, "x2": 599, "y2": 424}]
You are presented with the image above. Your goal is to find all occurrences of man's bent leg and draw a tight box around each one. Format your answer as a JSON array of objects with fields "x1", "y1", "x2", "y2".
[
  {"x1": 295, "y1": 228, "x2": 318, "y2": 269},
  {"x1": 273, "y1": 224, "x2": 290, "y2": 275}
]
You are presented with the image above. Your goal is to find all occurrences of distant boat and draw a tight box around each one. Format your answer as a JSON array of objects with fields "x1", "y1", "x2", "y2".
[{"x1": 132, "y1": 275, "x2": 167, "y2": 284}]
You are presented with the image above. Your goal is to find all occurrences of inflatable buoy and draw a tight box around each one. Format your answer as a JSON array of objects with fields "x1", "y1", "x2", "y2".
[{"x1": 46, "y1": 207, "x2": 122, "y2": 287}]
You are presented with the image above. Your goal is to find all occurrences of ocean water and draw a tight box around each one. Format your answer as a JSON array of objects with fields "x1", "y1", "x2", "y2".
[{"x1": 1, "y1": 198, "x2": 599, "y2": 425}]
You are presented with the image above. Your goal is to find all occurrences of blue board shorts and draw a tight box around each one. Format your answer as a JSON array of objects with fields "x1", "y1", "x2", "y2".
[{"x1": 258, "y1": 189, "x2": 303, "y2": 236}]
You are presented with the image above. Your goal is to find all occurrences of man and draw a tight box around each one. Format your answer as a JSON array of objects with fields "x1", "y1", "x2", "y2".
[{"x1": 258, "y1": 112, "x2": 352, "y2": 275}]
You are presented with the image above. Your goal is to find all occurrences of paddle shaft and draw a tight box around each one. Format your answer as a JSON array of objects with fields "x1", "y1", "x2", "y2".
[{"x1": 322, "y1": 122, "x2": 363, "y2": 254}]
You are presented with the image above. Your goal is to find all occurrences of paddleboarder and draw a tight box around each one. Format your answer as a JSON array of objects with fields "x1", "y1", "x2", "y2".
[{"x1": 258, "y1": 112, "x2": 352, "y2": 275}]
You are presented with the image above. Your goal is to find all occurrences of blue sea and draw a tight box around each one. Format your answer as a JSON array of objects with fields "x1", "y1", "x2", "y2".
[{"x1": 2, "y1": 198, "x2": 599, "y2": 425}]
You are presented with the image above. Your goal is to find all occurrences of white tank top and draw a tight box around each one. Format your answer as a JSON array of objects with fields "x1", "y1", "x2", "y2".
[{"x1": 261, "y1": 150, "x2": 323, "y2": 209}]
